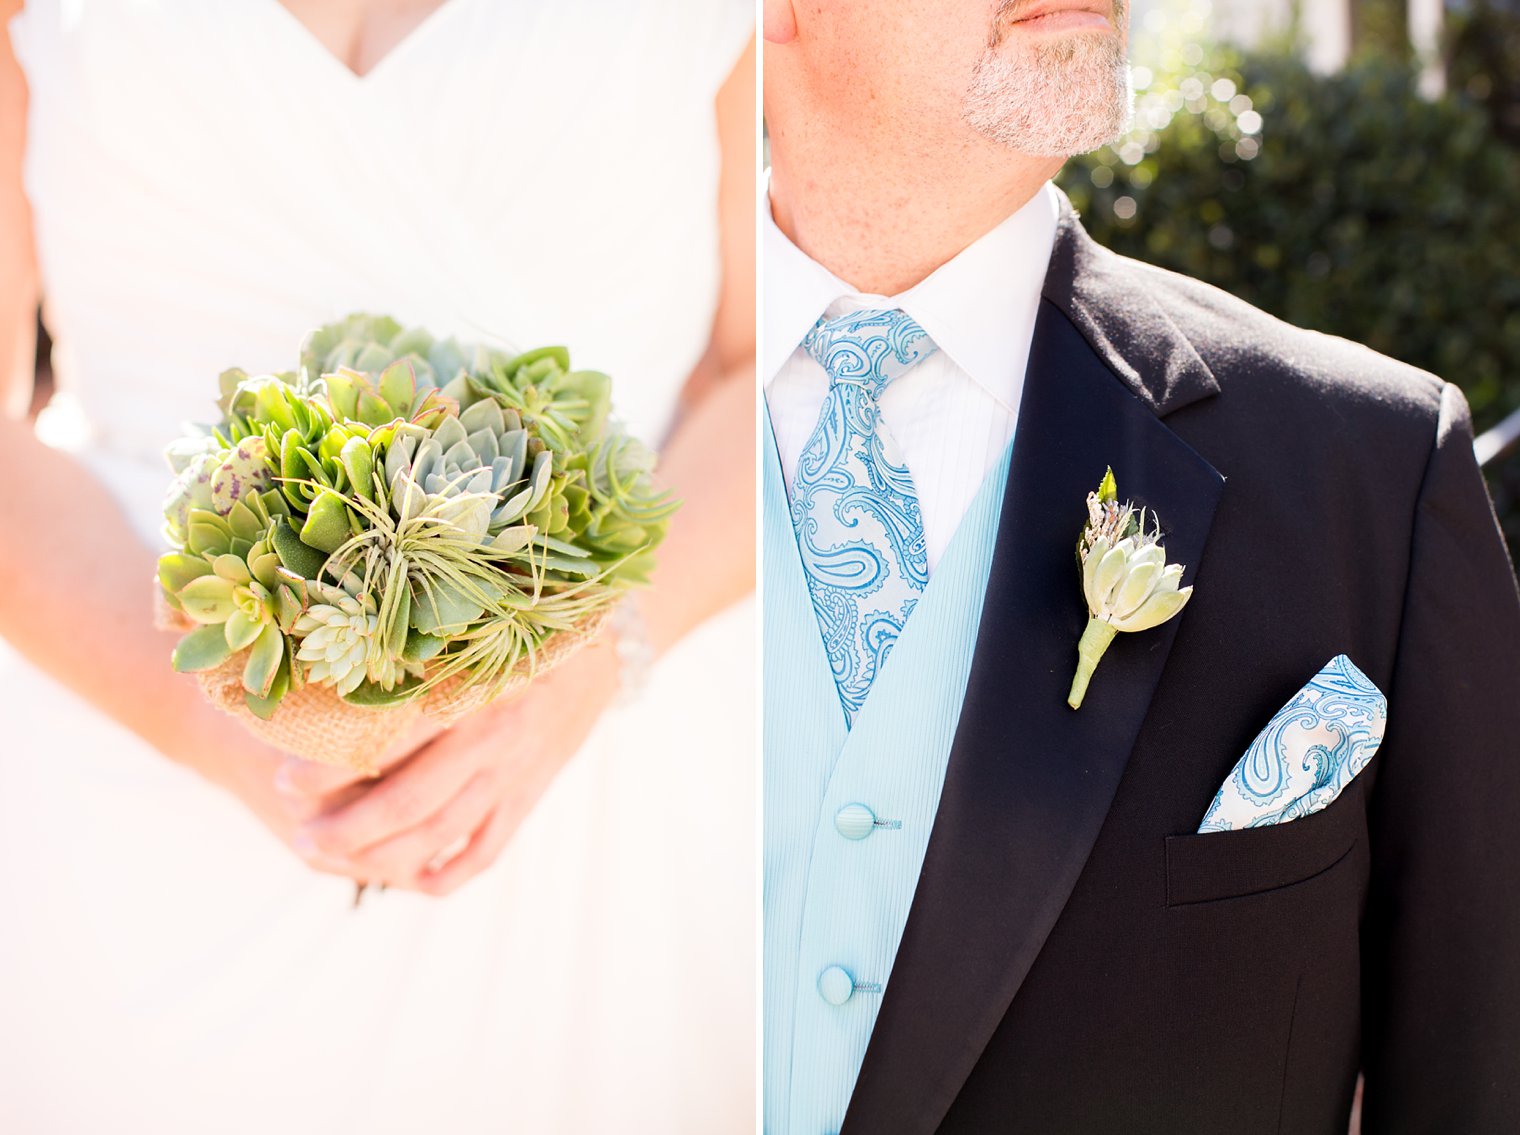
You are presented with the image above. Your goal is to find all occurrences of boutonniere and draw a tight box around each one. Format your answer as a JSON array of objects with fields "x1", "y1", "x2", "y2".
[{"x1": 1068, "y1": 468, "x2": 1193, "y2": 709}]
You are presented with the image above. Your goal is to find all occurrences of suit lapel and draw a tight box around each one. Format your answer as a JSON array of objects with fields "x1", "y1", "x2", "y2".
[{"x1": 841, "y1": 202, "x2": 1226, "y2": 1133}]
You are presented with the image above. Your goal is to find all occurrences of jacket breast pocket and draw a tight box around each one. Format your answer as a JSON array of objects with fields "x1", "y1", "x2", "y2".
[{"x1": 1163, "y1": 776, "x2": 1367, "y2": 907}]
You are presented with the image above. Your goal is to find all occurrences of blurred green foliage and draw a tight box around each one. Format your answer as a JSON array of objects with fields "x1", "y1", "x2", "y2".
[
  {"x1": 1056, "y1": 18, "x2": 1520, "y2": 564},
  {"x1": 1445, "y1": 0, "x2": 1520, "y2": 145},
  {"x1": 1352, "y1": 0, "x2": 1412, "y2": 63}
]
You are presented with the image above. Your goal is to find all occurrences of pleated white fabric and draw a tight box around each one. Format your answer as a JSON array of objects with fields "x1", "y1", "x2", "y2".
[{"x1": 2, "y1": 2, "x2": 754, "y2": 1131}]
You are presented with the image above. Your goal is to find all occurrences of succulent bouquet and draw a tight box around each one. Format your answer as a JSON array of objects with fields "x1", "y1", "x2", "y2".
[{"x1": 155, "y1": 314, "x2": 675, "y2": 771}]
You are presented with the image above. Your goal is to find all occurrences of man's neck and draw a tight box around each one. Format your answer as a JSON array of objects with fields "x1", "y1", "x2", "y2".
[{"x1": 767, "y1": 128, "x2": 1063, "y2": 297}]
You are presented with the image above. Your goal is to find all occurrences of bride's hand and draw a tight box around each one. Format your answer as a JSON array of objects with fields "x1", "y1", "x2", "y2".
[
  {"x1": 164, "y1": 701, "x2": 338, "y2": 850},
  {"x1": 279, "y1": 640, "x2": 621, "y2": 896},
  {"x1": 168, "y1": 699, "x2": 439, "y2": 858}
]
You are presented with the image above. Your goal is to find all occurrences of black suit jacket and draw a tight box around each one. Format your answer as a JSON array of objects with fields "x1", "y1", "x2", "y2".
[{"x1": 837, "y1": 195, "x2": 1520, "y2": 1134}]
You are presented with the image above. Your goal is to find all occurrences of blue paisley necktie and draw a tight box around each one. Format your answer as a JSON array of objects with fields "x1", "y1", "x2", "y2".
[{"x1": 790, "y1": 308, "x2": 938, "y2": 725}]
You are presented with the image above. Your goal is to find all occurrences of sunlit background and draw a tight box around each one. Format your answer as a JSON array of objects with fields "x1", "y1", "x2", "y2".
[{"x1": 1056, "y1": 0, "x2": 1520, "y2": 565}]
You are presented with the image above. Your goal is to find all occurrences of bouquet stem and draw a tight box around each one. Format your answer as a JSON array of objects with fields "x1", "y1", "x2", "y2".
[
  {"x1": 353, "y1": 881, "x2": 387, "y2": 907},
  {"x1": 1067, "y1": 618, "x2": 1118, "y2": 710}
]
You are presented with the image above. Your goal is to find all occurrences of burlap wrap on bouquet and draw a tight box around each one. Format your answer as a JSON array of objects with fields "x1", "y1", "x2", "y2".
[{"x1": 157, "y1": 595, "x2": 608, "y2": 774}]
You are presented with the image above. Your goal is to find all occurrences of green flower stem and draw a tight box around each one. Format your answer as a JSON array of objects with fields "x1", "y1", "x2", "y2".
[{"x1": 1067, "y1": 617, "x2": 1118, "y2": 710}]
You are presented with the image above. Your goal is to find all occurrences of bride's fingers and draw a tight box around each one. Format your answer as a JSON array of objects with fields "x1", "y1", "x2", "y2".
[
  {"x1": 294, "y1": 732, "x2": 476, "y2": 860},
  {"x1": 374, "y1": 715, "x2": 447, "y2": 770},
  {"x1": 340, "y1": 772, "x2": 497, "y2": 890},
  {"x1": 416, "y1": 801, "x2": 519, "y2": 897},
  {"x1": 274, "y1": 718, "x2": 445, "y2": 819},
  {"x1": 274, "y1": 756, "x2": 373, "y2": 801}
]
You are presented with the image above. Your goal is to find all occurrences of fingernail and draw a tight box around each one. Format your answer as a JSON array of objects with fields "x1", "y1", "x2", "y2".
[
  {"x1": 274, "y1": 765, "x2": 297, "y2": 795},
  {"x1": 293, "y1": 832, "x2": 317, "y2": 857}
]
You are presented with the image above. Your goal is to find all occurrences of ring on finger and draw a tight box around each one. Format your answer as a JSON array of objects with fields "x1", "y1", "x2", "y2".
[{"x1": 425, "y1": 833, "x2": 472, "y2": 874}]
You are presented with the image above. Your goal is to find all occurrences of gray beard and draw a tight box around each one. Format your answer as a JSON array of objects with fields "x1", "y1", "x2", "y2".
[{"x1": 962, "y1": 10, "x2": 1135, "y2": 157}]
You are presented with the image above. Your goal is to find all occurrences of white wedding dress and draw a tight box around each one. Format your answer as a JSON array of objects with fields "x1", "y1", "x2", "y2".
[{"x1": 1, "y1": 3, "x2": 754, "y2": 1132}]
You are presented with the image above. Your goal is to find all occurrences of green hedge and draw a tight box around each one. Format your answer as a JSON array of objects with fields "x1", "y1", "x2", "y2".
[{"x1": 1056, "y1": 44, "x2": 1520, "y2": 565}]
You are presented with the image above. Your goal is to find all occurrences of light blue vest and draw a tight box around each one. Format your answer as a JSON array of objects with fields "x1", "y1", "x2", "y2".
[{"x1": 763, "y1": 408, "x2": 1013, "y2": 1135}]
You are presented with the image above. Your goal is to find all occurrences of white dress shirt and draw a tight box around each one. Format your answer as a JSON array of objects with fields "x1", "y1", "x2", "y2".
[{"x1": 764, "y1": 181, "x2": 1060, "y2": 571}]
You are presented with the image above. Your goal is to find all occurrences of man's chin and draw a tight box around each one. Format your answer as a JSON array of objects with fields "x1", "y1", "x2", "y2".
[{"x1": 962, "y1": 51, "x2": 1134, "y2": 158}]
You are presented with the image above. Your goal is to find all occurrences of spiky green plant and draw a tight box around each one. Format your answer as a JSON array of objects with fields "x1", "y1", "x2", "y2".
[{"x1": 323, "y1": 469, "x2": 542, "y2": 662}]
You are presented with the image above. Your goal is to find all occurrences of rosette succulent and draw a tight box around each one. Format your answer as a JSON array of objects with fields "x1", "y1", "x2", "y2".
[
  {"x1": 381, "y1": 400, "x2": 554, "y2": 543},
  {"x1": 299, "y1": 312, "x2": 511, "y2": 396},
  {"x1": 290, "y1": 574, "x2": 419, "y2": 697},
  {"x1": 562, "y1": 434, "x2": 679, "y2": 583},
  {"x1": 462, "y1": 347, "x2": 611, "y2": 453},
  {"x1": 1068, "y1": 468, "x2": 1194, "y2": 710},
  {"x1": 159, "y1": 486, "x2": 311, "y2": 716}
]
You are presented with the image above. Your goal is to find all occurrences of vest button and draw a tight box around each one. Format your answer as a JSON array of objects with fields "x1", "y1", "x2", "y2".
[
  {"x1": 818, "y1": 965, "x2": 855, "y2": 1006},
  {"x1": 834, "y1": 802, "x2": 876, "y2": 840}
]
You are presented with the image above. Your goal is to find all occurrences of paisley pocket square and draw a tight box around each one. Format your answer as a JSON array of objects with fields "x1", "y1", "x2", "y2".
[{"x1": 1198, "y1": 654, "x2": 1387, "y2": 833}]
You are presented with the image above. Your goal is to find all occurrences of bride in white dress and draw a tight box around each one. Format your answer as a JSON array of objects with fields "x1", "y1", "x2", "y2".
[{"x1": 0, "y1": 2, "x2": 756, "y2": 1131}]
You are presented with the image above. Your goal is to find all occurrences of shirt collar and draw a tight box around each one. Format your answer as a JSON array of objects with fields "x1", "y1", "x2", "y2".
[
  {"x1": 761, "y1": 180, "x2": 855, "y2": 384},
  {"x1": 762, "y1": 179, "x2": 1060, "y2": 413}
]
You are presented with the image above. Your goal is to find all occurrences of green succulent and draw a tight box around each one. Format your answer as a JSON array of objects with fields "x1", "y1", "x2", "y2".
[
  {"x1": 213, "y1": 372, "x2": 383, "y2": 557},
  {"x1": 159, "y1": 486, "x2": 288, "y2": 591},
  {"x1": 291, "y1": 575, "x2": 388, "y2": 697},
  {"x1": 297, "y1": 315, "x2": 613, "y2": 454},
  {"x1": 298, "y1": 312, "x2": 511, "y2": 394},
  {"x1": 161, "y1": 438, "x2": 220, "y2": 546},
  {"x1": 271, "y1": 414, "x2": 380, "y2": 556},
  {"x1": 458, "y1": 347, "x2": 612, "y2": 454},
  {"x1": 158, "y1": 488, "x2": 311, "y2": 718},
  {"x1": 322, "y1": 361, "x2": 457, "y2": 431},
  {"x1": 381, "y1": 399, "x2": 554, "y2": 542},
  {"x1": 216, "y1": 370, "x2": 307, "y2": 436},
  {"x1": 562, "y1": 434, "x2": 679, "y2": 584}
]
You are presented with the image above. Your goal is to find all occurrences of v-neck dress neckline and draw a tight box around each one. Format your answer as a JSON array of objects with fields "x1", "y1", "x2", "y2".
[{"x1": 260, "y1": 0, "x2": 470, "y2": 84}]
